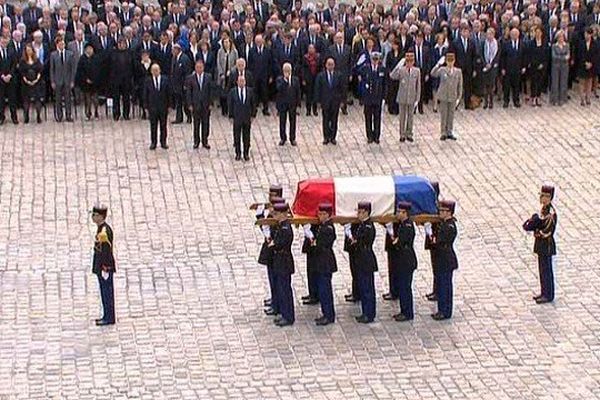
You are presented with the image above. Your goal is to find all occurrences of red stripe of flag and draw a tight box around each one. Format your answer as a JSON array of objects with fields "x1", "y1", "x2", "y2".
[{"x1": 292, "y1": 178, "x2": 335, "y2": 217}]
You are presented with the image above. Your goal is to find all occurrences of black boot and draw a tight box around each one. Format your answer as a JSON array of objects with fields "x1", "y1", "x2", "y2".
[{"x1": 23, "y1": 110, "x2": 30, "y2": 124}]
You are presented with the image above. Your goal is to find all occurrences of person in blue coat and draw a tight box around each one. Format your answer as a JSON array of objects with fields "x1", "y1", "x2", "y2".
[
  {"x1": 358, "y1": 51, "x2": 386, "y2": 143},
  {"x1": 430, "y1": 200, "x2": 459, "y2": 320}
]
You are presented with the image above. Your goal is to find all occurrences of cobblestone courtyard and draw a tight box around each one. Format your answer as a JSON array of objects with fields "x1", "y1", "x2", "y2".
[{"x1": 1, "y1": 101, "x2": 600, "y2": 399}]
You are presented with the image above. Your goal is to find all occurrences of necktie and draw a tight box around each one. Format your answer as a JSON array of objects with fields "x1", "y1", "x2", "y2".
[
  {"x1": 338, "y1": 45, "x2": 342, "y2": 54},
  {"x1": 240, "y1": 88, "x2": 245, "y2": 103},
  {"x1": 328, "y1": 72, "x2": 332, "y2": 87},
  {"x1": 155, "y1": 77, "x2": 159, "y2": 90},
  {"x1": 1, "y1": 49, "x2": 4, "y2": 60},
  {"x1": 198, "y1": 74, "x2": 202, "y2": 88},
  {"x1": 61, "y1": 51, "x2": 64, "y2": 64},
  {"x1": 513, "y1": 41, "x2": 517, "y2": 51},
  {"x1": 417, "y1": 47, "x2": 421, "y2": 66}
]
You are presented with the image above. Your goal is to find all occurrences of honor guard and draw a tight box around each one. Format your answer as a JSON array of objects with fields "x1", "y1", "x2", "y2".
[
  {"x1": 430, "y1": 200, "x2": 459, "y2": 320},
  {"x1": 303, "y1": 203, "x2": 337, "y2": 326},
  {"x1": 359, "y1": 51, "x2": 386, "y2": 144},
  {"x1": 430, "y1": 52, "x2": 463, "y2": 141},
  {"x1": 523, "y1": 185, "x2": 557, "y2": 304},
  {"x1": 345, "y1": 201, "x2": 378, "y2": 323},
  {"x1": 257, "y1": 185, "x2": 284, "y2": 315},
  {"x1": 91, "y1": 204, "x2": 116, "y2": 326},
  {"x1": 425, "y1": 181, "x2": 441, "y2": 301},
  {"x1": 301, "y1": 221, "x2": 320, "y2": 305},
  {"x1": 385, "y1": 201, "x2": 418, "y2": 321},
  {"x1": 269, "y1": 203, "x2": 296, "y2": 327}
]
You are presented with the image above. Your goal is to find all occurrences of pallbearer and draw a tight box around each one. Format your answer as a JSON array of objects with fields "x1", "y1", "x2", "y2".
[
  {"x1": 385, "y1": 201, "x2": 417, "y2": 322},
  {"x1": 425, "y1": 181, "x2": 441, "y2": 301},
  {"x1": 345, "y1": 201, "x2": 378, "y2": 324},
  {"x1": 304, "y1": 203, "x2": 337, "y2": 326},
  {"x1": 301, "y1": 222, "x2": 319, "y2": 306},
  {"x1": 431, "y1": 200, "x2": 459, "y2": 321},
  {"x1": 91, "y1": 204, "x2": 116, "y2": 326},
  {"x1": 269, "y1": 202, "x2": 295, "y2": 327},
  {"x1": 523, "y1": 185, "x2": 557, "y2": 304}
]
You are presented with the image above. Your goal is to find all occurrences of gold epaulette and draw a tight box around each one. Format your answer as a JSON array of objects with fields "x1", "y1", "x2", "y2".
[{"x1": 97, "y1": 227, "x2": 111, "y2": 246}]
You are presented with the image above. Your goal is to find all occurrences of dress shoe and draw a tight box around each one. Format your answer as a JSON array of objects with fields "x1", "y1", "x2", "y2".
[
  {"x1": 503, "y1": 102, "x2": 509, "y2": 108},
  {"x1": 312, "y1": 108, "x2": 318, "y2": 116},
  {"x1": 124, "y1": 115, "x2": 130, "y2": 121},
  {"x1": 12, "y1": 116, "x2": 19, "y2": 124},
  {"x1": 94, "y1": 318, "x2": 104, "y2": 324},
  {"x1": 514, "y1": 103, "x2": 521, "y2": 108},
  {"x1": 407, "y1": 137, "x2": 414, "y2": 142},
  {"x1": 264, "y1": 307, "x2": 278, "y2": 315},
  {"x1": 37, "y1": 115, "x2": 43, "y2": 123},
  {"x1": 322, "y1": 140, "x2": 329, "y2": 145},
  {"x1": 290, "y1": 140, "x2": 297, "y2": 146},
  {"x1": 367, "y1": 138, "x2": 374, "y2": 144},
  {"x1": 535, "y1": 297, "x2": 552, "y2": 304},
  {"x1": 306, "y1": 109, "x2": 311, "y2": 116},
  {"x1": 193, "y1": 143, "x2": 200, "y2": 149},
  {"x1": 186, "y1": 117, "x2": 192, "y2": 123},
  {"x1": 440, "y1": 135, "x2": 447, "y2": 141},
  {"x1": 235, "y1": 155, "x2": 241, "y2": 161},
  {"x1": 263, "y1": 109, "x2": 271, "y2": 116},
  {"x1": 431, "y1": 312, "x2": 450, "y2": 321},
  {"x1": 341, "y1": 107, "x2": 348, "y2": 115},
  {"x1": 149, "y1": 144, "x2": 157, "y2": 150},
  {"x1": 426, "y1": 293, "x2": 438, "y2": 301},
  {"x1": 355, "y1": 315, "x2": 373, "y2": 324},
  {"x1": 161, "y1": 144, "x2": 169, "y2": 149},
  {"x1": 345, "y1": 296, "x2": 359, "y2": 303},
  {"x1": 24, "y1": 115, "x2": 29, "y2": 124},
  {"x1": 330, "y1": 139, "x2": 337, "y2": 145},
  {"x1": 114, "y1": 115, "x2": 120, "y2": 121},
  {"x1": 316, "y1": 317, "x2": 333, "y2": 326},
  {"x1": 172, "y1": 119, "x2": 183, "y2": 124},
  {"x1": 273, "y1": 316, "x2": 282, "y2": 324},
  {"x1": 263, "y1": 298, "x2": 271, "y2": 306},
  {"x1": 279, "y1": 140, "x2": 286, "y2": 146},
  {"x1": 302, "y1": 298, "x2": 319, "y2": 305},
  {"x1": 532, "y1": 294, "x2": 543, "y2": 301},
  {"x1": 447, "y1": 134, "x2": 457, "y2": 141},
  {"x1": 400, "y1": 137, "x2": 406, "y2": 142},
  {"x1": 203, "y1": 144, "x2": 211, "y2": 150},
  {"x1": 301, "y1": 295, "x2": 312, "y2": 301},
  {"x1": 95, "y1": 319, "x2": 115, "y2": 326},
  {"x1": 243, "y1": 155, "x2": 250, "y2": 161},
  {"x1": 374, "y1": 139, "x2": 380, "y2": 144},
  {"x1": 66, "y1": 117, "x2": 73, "y2": 122},
  {"x1": 393, "y1": 313, "x2": 412, "y2": 322},
  {"x1": 382, "y1": 293, "x2": 397, "y2": 301},
  {"x1": 276, "y1": 319, "x2": 294, "y2": 327}
]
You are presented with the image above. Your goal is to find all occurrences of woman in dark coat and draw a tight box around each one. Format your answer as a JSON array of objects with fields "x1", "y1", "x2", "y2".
[
  {"x1": 301, "y1": 44, "x2": 321, "y2": 116},
  {"x1": 527, "y1": 26, "x2": 549, "y2": 107},
  {"x1": 480, "y1": 27, "x2": 500, "y2": 109},
  {"x1": 134, "y1": 49, "x2": 153, "y2": 119},
  {"x1": 76, "y1": 43, "x2": 100, "y2": 119},
  {"x1": 577, "y1": 28, "x2": 598, "y2": 106},
  {"x1": 384, "y1": 38, "x2": 402, "y2": 115},
  {"x1": 19, "y1": 43, "x2": 45, "y2": 124}
]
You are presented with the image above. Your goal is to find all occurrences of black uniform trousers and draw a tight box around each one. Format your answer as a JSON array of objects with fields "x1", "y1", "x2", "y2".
[
  {"x1": 267, "y1": 264, "x2": 278, "y2": 312},
  {"x1": 274, "y1": 272, "x2": 294, "y2": 322},
  {"x1": 233, "y1": 122, "x2": 251, "y2": 157},
  {"x1": 538, "y1": 255, "x2": 554, "y2": 300},
  {"x1": 364, "y1": 103, "x2": 382, "y2": 141},
  {"x1": 357, "y1": 269, "x2": 376, "y2": 321},
  {"x1": 350, "y1": 259, "x2": 360, "y2": 300},
  {"x1": 317, "y1": 271, "x2": 335, "y2": 321},
  {"x1": 394, "y1": 269, "x2": 414, "y2": 319},
  {"x1": 97, "y1": 272, "x2": 115, "y2": 323},
  {"x1": 322, "y1": 103, "x2": 339, "y2": 141},
  {"x1": 387, "y1": 253, "x2": 399, "y2": 299},
  {"x1": 436, "y1": 267, "x2": 454, "y2": 318},
  {"x1": 149, "y1": 110, "x2": 168, "y2": 146},
  {"x1": 307, "y1": 260, "x2": 318, "y2": 300},
  {"x1": 279, "y1": 107, "x2": 297, "y2": 142},
  {"x1": 430, "y1": 252, "x2": 438, "y2": 295},
  {"x1": 193, "y1": 108, "x2": 210, "y2": 146}
]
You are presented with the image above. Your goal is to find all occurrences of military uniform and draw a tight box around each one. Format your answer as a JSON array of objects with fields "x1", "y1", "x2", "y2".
[
  {"x1": 431, "y1": 59, "x2": 463, "y2": 140},
  {"x1": 301, "y1": 224, "x2": 320, "y2": 304},
  {"x1": 343, "y1": 223, "x2": 361, "y2": 303},
  {"x1": 425, "y1": 181, "x2": 441, "y2": 301},
  {"x1": 270, "y1": 203, "x2": 295, "y2": 326},
  {"x1": 390, "y1": 61, "x2": 421, "y2": 141},
  {"x1": 430, "y1": 200, "x2": 459, "y2": 320},
  {"x1": 346, "y1": 201, "x2": 378, "y2": 323},
  {"x1": 359, "y1": 54, "x2": 386, "y2": 144},
  {"x1": 523, "y1": 185, "x2": 557, "y2": 303},
  {"x1": 307, "y1": 203, "x2": 337, "y2": 325},
  {"x1": 91, "y1": 205, "x2": 116, "y2": 326},
  {"x1": 386, "y1": 202, "x2": 417, "y2": 321}
]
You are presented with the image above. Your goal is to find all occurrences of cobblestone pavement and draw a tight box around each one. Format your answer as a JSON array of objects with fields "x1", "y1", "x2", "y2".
[{"x1": 1, "y1": 98, "x2": 600, "y2": 400}]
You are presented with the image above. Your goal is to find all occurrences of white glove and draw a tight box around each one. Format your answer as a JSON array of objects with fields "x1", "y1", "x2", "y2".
[
  {"x1": 344, "y1": 224, "x2": 353, "y2": 239},
  {"x1": 437, "y1": 56, "x2": 445, "y2": 66},
  {"x1": 455, "y1": 98, "x2": 460, "y2": 107},
  {"x1": 261, "y1": 225, "x2": 271, "y2": 238},
  {"x1": 302, "y1": 224, "x2": 314, "y2": 240},
  {"x1": 255, "y1": 204, "x2": 265, "y2": 217},
  {"x1": 385, "y1": 222, "x2": 394, "y2": 236},
  {"x1": 398, "y1": 57, "x2": 406, "y2": 67},
  {"x1": 101, "y1": 270, "x2": 110, "y2": 280},
  {"x1": 424, "y1": 222, "x2": 432, "y2": 236}
]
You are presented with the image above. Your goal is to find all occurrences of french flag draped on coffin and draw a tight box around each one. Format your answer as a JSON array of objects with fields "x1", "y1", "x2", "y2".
[{"x1": 292, "y1": 175, "x2": 438, "y2": 217}]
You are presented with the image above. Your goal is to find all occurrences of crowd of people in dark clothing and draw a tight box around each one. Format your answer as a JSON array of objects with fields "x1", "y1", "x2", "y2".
[{"x1": 1, "y1": 0, "x2": 600, "y2": 128}]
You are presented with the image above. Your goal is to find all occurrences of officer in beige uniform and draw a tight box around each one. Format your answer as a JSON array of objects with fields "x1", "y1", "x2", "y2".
[
  {"x1": 430, "y1": 52, "x2": 463, "y2": 141},
  {"x1": 390, "y1": 51, "x2": 421, "y2": 142}
]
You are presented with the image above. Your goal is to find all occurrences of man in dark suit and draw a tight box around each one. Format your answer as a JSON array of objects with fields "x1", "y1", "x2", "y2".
[
  {"x1": 359, "y1": 52, "x2": 386, "y2": 144},
  {"x1": 170, "y1": 44, "x2": 192, "y2": 124},
  {"x1": 185, "y1": 59, "x2": 213, "y2": 149},
  {"x1": 414, "y1": 33, "x2": 432, "y2": 113},
  {"x1": 315, "y1": 57, "x2": 344, "y2": 145},
  {"x1": 274, "y1": 33, "x2": 299, "y2": 76},
  {"x1": 144, "y1": 63, "x2": 170, "y2": 150},
  {"x1": 228, "y1": 75, "x2": 256, "y2": 161},
  {"x1": 50, "y1": 38, "x2": 77, "y2": 122},
  {"x1": 228, "y1": 58, "x2": 255, "y2": 91},
  {"x1": 155, "y1": 32, "x2": 172, "y2": 76},
  {"x1": 275, "y1": 63, "x2": 301, "y2": 146},
  {"x1": 328, "y1": 32, "x2": 352, "y2": 114},
  {"x1": 500, "y1": 28, "x2": 526, "y2": 107},
  {"x1": 0, "y1": 0, "x2": 14, "y2": 18},
  {"x1": 452, "y1": 27, "x2": 476, "y2": 109},
  {"x1": 23, "y1": 0, "x2": 42, "y2": 33},
  {"x1": 248, "y1": 34, "x2": 272, "y2": 115},
  {"x1": 0, "y1": 37, "x2": 19, "y2": 124},
  {"x1": 109, "y1": 38, "x2": 135, "y2": 120}
]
